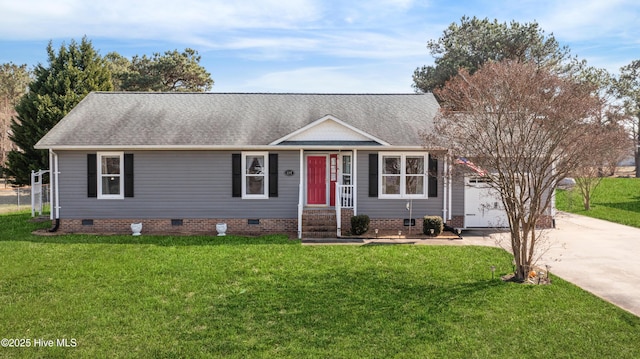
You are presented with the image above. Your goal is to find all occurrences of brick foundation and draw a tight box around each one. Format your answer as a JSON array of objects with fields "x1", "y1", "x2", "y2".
[
  {"x1": 340, "y1": 209, "x2": 354, "y2": 233},
  {"x1": 60, "y1": 218, "x2": 298, "y2": 236},
  {"x1": 58, "y1": 213, "x2": 553, "y2": 236},
  {"x1": 368, "y1": 218, "x2": 420, "y2": 233},
  {"x1": 366, "y1": 215, "x2": 465, "y2": 233},
  {"x1": 447, "y1": 216, "x2": 465, "y2": 229}
]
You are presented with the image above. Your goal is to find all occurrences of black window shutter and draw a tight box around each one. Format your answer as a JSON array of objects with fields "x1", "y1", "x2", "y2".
[
  {"x1": 369, "y1": 153, "x2": 378, "y2": 197},
  {"x1": 124, "y1": 154, "x2": 134, "y2": 197},
  {"x1": 428, "y1": 154, "x2": 438, "y2": 197},
  {"x1": 269, "y1": 153, "x2": 278, "y2": 197},
  {"x1": 232, "y1": 153, "x2": 241, "y2": 197},
  {"x1": 87, "y1": 154, "x2": 97, "y2": 198}
]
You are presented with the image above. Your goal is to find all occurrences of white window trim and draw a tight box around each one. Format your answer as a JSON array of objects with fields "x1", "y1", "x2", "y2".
[
  {"x1": 242, "y1": 151, "x2": 269, "y2": 199},
  {"x1": 378, "y1": 152, "x2": 429, "y2": 199},
  {"x1": 339, "y1": 152, "x2": 352, "y2": 185},
  {"x1": 97, "y1": 152, "x2": 124, "y2": 200}
]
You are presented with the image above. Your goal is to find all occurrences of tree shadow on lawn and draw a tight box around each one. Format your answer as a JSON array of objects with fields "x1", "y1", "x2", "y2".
[
  {"x1": 246, "y1": 263, "x2": 633, "y2": 357},
  {"x1": 218, "y1": 267, "x2": 507, "y2": 349},
  {"x1": 596, "y1": 198, "x2": 640, "y2": 213}
]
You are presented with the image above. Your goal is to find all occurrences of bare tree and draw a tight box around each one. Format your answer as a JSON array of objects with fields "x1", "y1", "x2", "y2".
[
  {"x1": 572, "y1": 124, "x2": 631, "y2": 210},
  {"x1": 430, "y1": 60, "x2": 603, "y2": 282},
  {"x1": 571, "y1": 67, "x2": 633, "y2": 210},
  {"x1": 580, "y1": 66, "x2": 634, "y2": 176}
]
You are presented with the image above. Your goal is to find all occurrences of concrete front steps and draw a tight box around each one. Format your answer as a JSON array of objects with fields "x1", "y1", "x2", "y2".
[{"x1": 302, "y1": 208, "x2": 337, "y2": 238}]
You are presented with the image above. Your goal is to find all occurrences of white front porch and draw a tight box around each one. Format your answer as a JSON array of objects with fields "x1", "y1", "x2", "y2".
[{"x1": 297, "y1": 148, "x2": 357, "y2": 239}]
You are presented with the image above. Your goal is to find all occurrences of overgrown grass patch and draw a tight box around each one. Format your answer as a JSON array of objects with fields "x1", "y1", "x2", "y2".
[
  {"x1": 556, "y1": 177, "x2": 640, "y2": 228},
  {"x1": 1, "y1": 211, "x2": 639, "y2": 358}
]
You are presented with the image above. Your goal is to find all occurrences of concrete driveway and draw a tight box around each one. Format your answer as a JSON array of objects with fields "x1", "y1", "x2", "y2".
[
  {"x1": 538, "y1": 212, "x2": 640, "y2": 317},
  {"x1": 476, "y1": 212, "x2": 640, "y2": 317}
]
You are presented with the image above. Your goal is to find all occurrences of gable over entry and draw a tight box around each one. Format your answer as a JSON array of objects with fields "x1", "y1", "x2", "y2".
[{"x1": 270, "y1": 115, "x2": 389, "y2": 146}]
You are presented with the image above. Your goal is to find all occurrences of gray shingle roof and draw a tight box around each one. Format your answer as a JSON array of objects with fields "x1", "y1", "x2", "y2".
[{"x1": 35, "y1": 92, "x2": 440, "y2": 149}]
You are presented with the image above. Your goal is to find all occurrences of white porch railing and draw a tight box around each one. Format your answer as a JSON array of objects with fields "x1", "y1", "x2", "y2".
[
  {"x1": 335, "y1": 184, "x2": 354, "y2": 237},
  {"x1": 338, "y1": 184, "x2": 354, "y2": 208}
]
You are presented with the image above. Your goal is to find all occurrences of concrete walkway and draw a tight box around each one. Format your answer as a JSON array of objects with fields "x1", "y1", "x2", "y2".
[{"x1": 303, "y1": 212, "x2": 640, "y2": 317}]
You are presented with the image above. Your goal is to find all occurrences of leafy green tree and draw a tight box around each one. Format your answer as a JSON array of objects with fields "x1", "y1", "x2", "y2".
[
  {"x1": 0, "y1": 63, "x2": 30, "y2": 106},
  {"x1": 104, "y1": 52, "x2": 133, "y2": 92},
  {"x1": 613, "y1": 60, "x2": 640, "y2": 177},
  {"x1": 413, "y1": 16, "x2": 574, "y2": 96},
  {"x1": 0, "y1": 63, "x2": 31, "y2": 170},
  {"x1": 107, "y1": 48, "x2": 213, "y2": 92},
  {"x1": 6, "y1": 37, "x2": 113, "y2": 185}
]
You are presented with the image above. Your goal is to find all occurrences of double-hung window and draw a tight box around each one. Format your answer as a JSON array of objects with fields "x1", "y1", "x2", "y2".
[
  {"x1": 97, "y1": 152, "x2": 124, "y2": 199},
  {"x1": 379, "y1": 152, "x2": 428, "y2": 198},
  {"x1": 242, "y1": 152, "x2": 269, "y2": 199}
]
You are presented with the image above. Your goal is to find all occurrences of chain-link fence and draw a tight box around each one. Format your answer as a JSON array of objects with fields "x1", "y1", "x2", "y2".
[{"x1": 0, "y1": 180, "x2": 50, "y2": 214}]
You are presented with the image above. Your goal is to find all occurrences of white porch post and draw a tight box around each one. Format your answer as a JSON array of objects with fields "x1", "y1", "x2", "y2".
[
  {"x1": 297, "y1": 149, "x2": 304, "y2": 239},
  {"x1": 448, "y1": 155, "x2": 453, "y2": 221},
  {"x1": 442, "y1": 154, "x2": 448, "y2": 221},
  {"x1": 335, "y1": 185, "x2": 341, "y2": 237},
  {"x1": 353, "y1": 148, "x2": 357, "y2": 216}
]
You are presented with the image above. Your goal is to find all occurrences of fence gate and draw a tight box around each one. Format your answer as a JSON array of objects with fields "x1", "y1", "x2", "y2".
[{"x1": 31, "y1": 169, "x2": 49, "y2": 217}]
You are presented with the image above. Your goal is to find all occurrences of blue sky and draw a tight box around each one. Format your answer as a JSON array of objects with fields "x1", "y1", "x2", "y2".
[{"x1": 0, "y1": 0, "x2": 638, "y2": 93}]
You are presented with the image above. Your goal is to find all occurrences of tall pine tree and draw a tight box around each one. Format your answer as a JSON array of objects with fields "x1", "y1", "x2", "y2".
[
  {"x1": 412, "y1": 16, "x2": 574, "y2": 95},
  {"x1": 6, "y1": 37, "x2": 113, "y2": 185}
]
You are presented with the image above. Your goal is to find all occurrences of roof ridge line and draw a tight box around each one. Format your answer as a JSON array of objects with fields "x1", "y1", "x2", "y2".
[{"x1": 92, "y1": 91, "x2": 428, "y2": 96}]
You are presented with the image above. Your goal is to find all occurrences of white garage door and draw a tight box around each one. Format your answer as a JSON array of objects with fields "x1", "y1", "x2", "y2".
[{"x1": 464, "y1": 177, "x2": 509, "y2": 228}]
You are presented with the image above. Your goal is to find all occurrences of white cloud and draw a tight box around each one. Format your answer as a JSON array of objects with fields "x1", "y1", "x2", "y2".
[
  {"x1": 224, "y1": 63, "x2": 416, "y2": 93},
  {"x1": 318, "y1": 31, "x2": 426, "y2": 59},
  {"x1": 3, "y1": 0, "x2": 636, "y2": 92},
  {"x1": 0, "y1": 0, "x2": 322, "y2": 39},
  {"x1": 201, "y1": 29, "x2": 427, "y2": 62},
  {"x1": 0, "y1": 0, "x2": 430, "y2": 60}
]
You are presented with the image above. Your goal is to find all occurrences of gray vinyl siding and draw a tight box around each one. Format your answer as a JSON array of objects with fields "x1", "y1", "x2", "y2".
[
  {"x1": 450, "y1": 176, "x2": 465, "y2": 217},
  {"x1": 57, "y1": 150, "x2": 300, "y2": 219},
  {"x1": 355, "y1": 151, "x2": 456, "y2": 219}
]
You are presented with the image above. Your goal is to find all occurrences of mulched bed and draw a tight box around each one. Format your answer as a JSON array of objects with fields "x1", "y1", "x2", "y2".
[{"x1": 342, "y1": 228, "x2": 462, "y2": 240}]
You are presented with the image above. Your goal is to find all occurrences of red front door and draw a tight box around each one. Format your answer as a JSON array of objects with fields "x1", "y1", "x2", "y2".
[{"x1": 307, "y1": 156, "x2": 327, "y2": 205}]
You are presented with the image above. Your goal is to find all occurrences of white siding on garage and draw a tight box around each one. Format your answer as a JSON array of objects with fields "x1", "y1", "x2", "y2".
[{"x1": 463, "y1": 176, "x2": 509, "y2": 228}]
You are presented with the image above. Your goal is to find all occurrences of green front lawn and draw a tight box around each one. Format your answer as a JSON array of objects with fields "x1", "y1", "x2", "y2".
[
  {"x1": 556, "y1": 177, "x2": 640, "y2": 228},
  {"x1": 1, "y1": 211, "x2": 639, "y2": 358}
]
